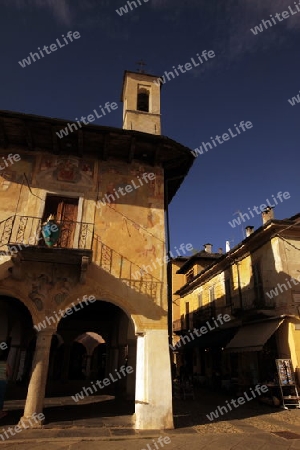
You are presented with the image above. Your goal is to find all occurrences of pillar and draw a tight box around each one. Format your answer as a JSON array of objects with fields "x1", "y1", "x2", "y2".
[
  {"x1": 16, "y1": 349, "x2": 27, "y2": 382},
  {"x1": 91, "y1": 347, "x2": 99, "y2": 378},
  {"x1": 116, "y1": 345, "x2": 127, "y2": 395},
  {"x1": 85, "y1": 354, "x2": 92, "y2": 379},
  {"x1": 106, "y1": 346, "x2": 119, "y2": 376},
  {"x1": 20, "y1": 328, "x2": 54, "y2": 428},
  {"x1": 47, "y1": 348, "x2": 56, "y2": 380},
  {"x1": 135, "y1": 329, "x2": 173, "y2": 430},
  {"x1": 61, "y1": 343, "x2": 71, "y2": 382},
  {"x1": 7, "y1": 345, "x2": 20, "y2": 381},
  {"x1": 126, "y1": 340, "x2": 136, "y2": 399}
]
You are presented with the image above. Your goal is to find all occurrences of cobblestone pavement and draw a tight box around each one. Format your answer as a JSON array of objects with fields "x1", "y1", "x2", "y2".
[
  {"x1": 173, "y1": 387, "x2": 300, "y2": 436},
  {"x1": 0, "y1": 387, "x2": 298, "y2": 449},
  {"x1": 0, "y1": 432, "x2": 300, "y2": 450},
  {"x1": 172, "y1": 388, "x2": 300, "y2": 448}
]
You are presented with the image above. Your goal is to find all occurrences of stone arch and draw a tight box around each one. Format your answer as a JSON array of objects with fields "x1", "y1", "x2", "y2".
[
  {"x1": 52, "y1": 299, "x2": 136, "y2": 391},
  {"x1": 9, "y1": 321, "x2": 22, "y2": 346},
  {"x1": 73, "y1": 332, "x2": 106, "y2": 380},
  {"x1": 0, "y1": 288, "x2": 38, "y2": 327},
  {"x1": 56, "y1": 286, "x2": 143, "y2": 333},
  {"x1": 52, "y1": 265, "x2": 166, "y2": 333},
  {"x1": 53, "y1": 333, "x2": 64, "y2": 348},
  {"x1": 75, "y1": 332, "x2": 106, "y2": 351},
  {"x1": 0, "y1": 292, "x2": 36, "y2": 384}
]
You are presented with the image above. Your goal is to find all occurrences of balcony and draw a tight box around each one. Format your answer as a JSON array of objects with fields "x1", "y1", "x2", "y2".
[
  {"x1": 92, "y1": 235, "x2": 163, "y2": 300},
  {"x1": 0, "y1": 215, "x2": 93, "y2": 283},
  {"x1": 0, "y1": 215, "x2": 93, "y2": 251},
  {"x1": 172, "y1": 313, "x2": 195, "y2": 333},
  {"x1": 0, "y1": 215, "x2": 163, "y2": 299},
  {"x1": 173, "y1": 319, "x2": 182, "y2": 332},
  {"x1": 231, "y1": 289, "x2": 275, "y2": 312},
  {"x1": 193, "y1": 303, "x2": 216, "y2": 328}
]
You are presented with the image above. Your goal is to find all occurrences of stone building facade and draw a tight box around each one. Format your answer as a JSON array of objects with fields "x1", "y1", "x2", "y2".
[
  {"x1": 0, "y1": 70, "x2": 194, "y2": 429},
  {"x1": 172, "y1": 209, "x2": 300, "y2": 388}
]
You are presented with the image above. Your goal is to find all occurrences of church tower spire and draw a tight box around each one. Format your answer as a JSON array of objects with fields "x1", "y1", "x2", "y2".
[{"x1": 121, "y1": 70, "x2": 161, "y2": 135}]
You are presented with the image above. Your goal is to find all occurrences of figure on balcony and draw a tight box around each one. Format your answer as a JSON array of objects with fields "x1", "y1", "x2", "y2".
[{"x1": 41, "y1": 214, "x2": 61, "y2": 247}]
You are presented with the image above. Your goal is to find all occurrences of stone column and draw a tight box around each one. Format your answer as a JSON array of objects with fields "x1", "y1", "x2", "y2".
[
  {"x1": 20, "y1": 328, "x2": 54, "y2": 428},
  {"x1": 16, "y1": 349, "x2": 27, "y2": 382},
  {"x1": 61, "y1": 343, "x2": 71, "y2": 382},
  {"x1": 106, "y1": 346, "x2": 119, "y2": 376},
  {"x1": 47, "y1": 348, "x2": 56, "y2": 380},
  {"x1": 116, "y1": 345, "x2": 126, "y2": 395},
  {"x1": 7, "y1": 345, "x2": 20, "y2": 381},
  {"x1": 135, "y1": 329, "x2": 174, "y2": 430},
  {"x1": 126, "y1": 340, "x2": 136, "y2": 399},
  {"x1": 91, "y1": 348, "x2": 99, "y2": 378},
  {"x1": 85, "y1": 354, "x2": 92, "y2": 380}
]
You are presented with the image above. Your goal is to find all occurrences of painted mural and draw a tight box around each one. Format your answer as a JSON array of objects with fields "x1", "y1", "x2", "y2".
[
  {"x1": 0, "y1": 150, "x2": 167, "y2": 294},
  {"x1": 0, "y1": 153, "x2": 34, "y2": 191},
  {"x1": 95, "y1": 160, "x2": 166, "y2": 282},
  {"x1": 35, "y1": 156, "x2": 96, "y2": 192},
  {"x1": 0, "y1": 153, "x2": 35, "y2": 217}
]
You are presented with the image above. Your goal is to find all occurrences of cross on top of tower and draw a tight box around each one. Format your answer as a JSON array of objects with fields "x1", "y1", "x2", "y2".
[{"x1": 136, "y1": 60, "x2": 146, "y2": 73}]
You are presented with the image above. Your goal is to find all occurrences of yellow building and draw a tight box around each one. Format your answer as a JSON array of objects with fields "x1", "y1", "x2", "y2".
[
  {"x1": 0, "y1": 70, "x2": 194, "y2": 429},
  {"x1": 172, "y1": 208, "x2": 300, "y2": 390}
]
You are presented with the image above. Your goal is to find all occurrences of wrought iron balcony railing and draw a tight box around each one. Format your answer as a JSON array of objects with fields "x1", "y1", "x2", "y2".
[
  {"x1": 172, "y1": 312, "x2": 195, "y2": 333},
  {"x1": 0, "y1": 215, "x2": 163, "y2": 301},
  {"x1": 192, "y1": 304, "x2": 216, "y2": 327},
  {"x1": 172, "y1": 318, "x2": 182, "y2": 332},
  {"x1": 231, "y1": 290, "x2": 275, "y2": 311},
  {"x1": 0, "y1": 215, "x2": 93, "y2": 250},
  {"x1": 92, "y1": 234, "x2": 163, "y2": 301}
]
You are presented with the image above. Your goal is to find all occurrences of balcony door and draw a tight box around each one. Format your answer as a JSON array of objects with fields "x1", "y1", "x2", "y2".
[{"x1": 42, "y1": 195, "x2": 79, "y2": 248}]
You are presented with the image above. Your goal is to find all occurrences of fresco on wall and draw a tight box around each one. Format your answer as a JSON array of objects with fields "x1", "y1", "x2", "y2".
[
  {"x1": 95, "y1": 160, "x2": 165, "y2": 281},
  {"x1": 0, "y1": 169, "x2": 15, "y2": 192},
  {"x1": 0, "y1": 154, "x2": 35, "y2": 218},
  {"x1": 0, "y1": 154, "x2": 34, "y2": 192},
  {"x1": 97, "y1": 161, "x2": 164, "y2": 212},
  {"x1": 34, "y1": 156, "x2": 96, "y2": 192}
]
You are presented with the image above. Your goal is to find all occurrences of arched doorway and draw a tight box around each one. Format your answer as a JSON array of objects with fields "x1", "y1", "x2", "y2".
[
  {"x1": 0, "y1": 295, "x2": 34, "y2": 397},
  {"x1": 42, "y1": 299, "x2": 137, "y2": 423},
  {"x1": 71, "y1": 332, "x2": 106, "y2": 380}
]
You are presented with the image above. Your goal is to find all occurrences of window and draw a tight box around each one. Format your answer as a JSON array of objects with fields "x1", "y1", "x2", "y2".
[
  {"x1": 209, "y1": 286, "x2": 216, "y2": 315},
  {"x1": 186, "y1": 269, "x2": 194, "y2": 284},
  {"x1": 197, "y1": 292, "x2": 203, "y2": 309},
  {"x1": 252, "y1": 262, "x2": 264, "y2": 303},
  {"x1": 137, "y1": 90, "x2": 149, "y2": 112},
  {"x1": 293, "y1": 293, "x2": 300, "y2": 317},
  {"x1": 225, "y1": 279, "x2": 232, "y2": 306},
  {"x1": 185, "y1": 302, "x2": 190, "y2": 329}
]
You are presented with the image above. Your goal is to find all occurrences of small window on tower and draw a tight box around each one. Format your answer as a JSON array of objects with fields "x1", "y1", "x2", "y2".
[{"x1": 137, "y1": 89, "x2": 149, "y2": 112}]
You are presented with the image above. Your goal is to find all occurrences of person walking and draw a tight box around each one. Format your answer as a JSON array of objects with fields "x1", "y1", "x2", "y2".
[{"x1": 0, "y1": 349, "x2": 11, "y2": 419}]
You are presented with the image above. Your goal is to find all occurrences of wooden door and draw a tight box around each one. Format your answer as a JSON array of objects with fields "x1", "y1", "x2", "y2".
[{"x1": 56, "y1": 199, "x2": 78, "y2": 248}]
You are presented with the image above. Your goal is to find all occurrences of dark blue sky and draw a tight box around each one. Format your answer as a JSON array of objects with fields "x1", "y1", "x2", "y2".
[{"x1": 1, "y1": 0, "x2": 300, "y2": 254}]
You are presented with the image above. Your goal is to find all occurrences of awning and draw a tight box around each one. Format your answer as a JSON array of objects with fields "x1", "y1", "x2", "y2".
[
  {"x1": 225, "y1": 319, "x2": 284, "y2": 353},
  {"x1": 178, "y1": 327, "x2": 238, "y2": 350}
]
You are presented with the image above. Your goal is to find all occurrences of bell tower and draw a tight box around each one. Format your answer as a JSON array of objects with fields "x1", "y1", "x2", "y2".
[{"x1": 121, "y1": 70, "x2": 161, "y2": 135}]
